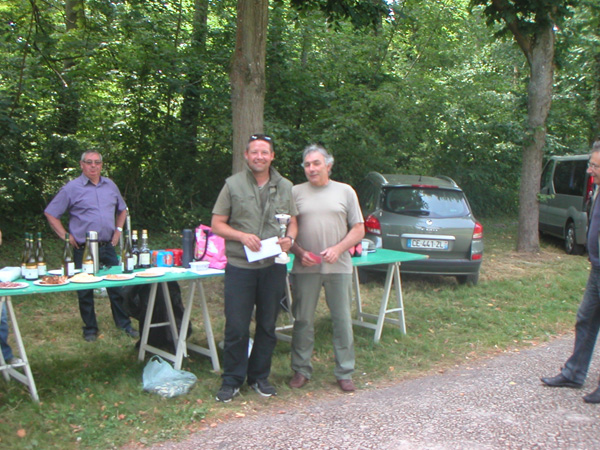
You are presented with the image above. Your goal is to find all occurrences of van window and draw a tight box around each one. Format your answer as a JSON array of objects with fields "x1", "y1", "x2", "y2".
[
  {"x1": 553, "y1": 160, "x2": 588, "y2": 196},
  {"x1": 541, "y1": 161, "x2": 552, "y2": 189}
]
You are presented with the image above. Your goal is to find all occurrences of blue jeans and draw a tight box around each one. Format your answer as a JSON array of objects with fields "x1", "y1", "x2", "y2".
[
  {"x1": 74, "y1": 245, "x2": 132, "y2": 336},
  {"x1": 221, "y1": 263, "x2": 287, "y2": 387},
  {"x1": 0, "y1": 303, "x2": 14, "y2": 361},
  {"x1": 562, "y1": 266, "x2": 600, "y2": 385}
]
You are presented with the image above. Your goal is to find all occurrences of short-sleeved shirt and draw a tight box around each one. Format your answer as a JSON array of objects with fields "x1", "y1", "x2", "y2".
[
  {"x1": 45, "y1": 174, "x2": 127, "y2": 244},
  {"x1": 292, "y1": 180, "x2": 364, "y2": 274}
]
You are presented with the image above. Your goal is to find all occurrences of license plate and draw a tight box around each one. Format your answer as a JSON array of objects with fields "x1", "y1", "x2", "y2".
[{"x1": 408, "y1": 239, "x2": 449, "y2": 250}]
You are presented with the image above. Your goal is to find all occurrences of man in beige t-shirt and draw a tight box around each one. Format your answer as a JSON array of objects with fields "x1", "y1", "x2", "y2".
[{"x1": 289, "y1": 144, "x2": 364, "y2": 392}]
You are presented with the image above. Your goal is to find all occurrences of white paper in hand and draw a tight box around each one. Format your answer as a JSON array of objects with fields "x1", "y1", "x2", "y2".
[{"x1": 244, "y1": 236, "x2": 282, "y2": 262}]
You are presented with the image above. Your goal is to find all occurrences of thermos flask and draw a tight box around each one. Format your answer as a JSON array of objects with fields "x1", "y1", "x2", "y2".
[
  {"x1": 182, "y1": 229, "x2": 194, "y2": 268},
  {"x1": 88, "y1": 231, "x2": 100, "y2": 274}
]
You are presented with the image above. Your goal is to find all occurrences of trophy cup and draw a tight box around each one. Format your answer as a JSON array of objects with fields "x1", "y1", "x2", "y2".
[{"x1": 274, "y1": 213, "x2": 291, "y2": 264}]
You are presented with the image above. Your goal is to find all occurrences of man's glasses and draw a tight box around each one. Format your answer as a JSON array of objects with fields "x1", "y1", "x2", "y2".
[
  {"x1": 588, "y1": 162, "x2": 600, "y2": 170},
  {"x1": 83, "y1": 160, "x2": 103, "y2": 166},
  {"x1": 249, "y1": 134, "x2": 272, "y2": 142}
]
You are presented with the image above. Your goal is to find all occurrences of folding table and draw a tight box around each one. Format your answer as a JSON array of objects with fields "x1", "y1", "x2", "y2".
[
  {"x1": 0, "y1": 267, "x2": 224, "y2": 402},
  {"x1": 276, "y1": 249, "x2": 428, "y2": 343}
]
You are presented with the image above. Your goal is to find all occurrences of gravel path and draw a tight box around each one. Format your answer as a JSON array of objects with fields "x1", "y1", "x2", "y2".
[{"x1": 142, "y1": 335, "x2": 600, "y2": 450}]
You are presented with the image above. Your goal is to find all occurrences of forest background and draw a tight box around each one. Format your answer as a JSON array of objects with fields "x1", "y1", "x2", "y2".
[{"x1": 1, "y1": 0, "x2": 599, "y2": 238}]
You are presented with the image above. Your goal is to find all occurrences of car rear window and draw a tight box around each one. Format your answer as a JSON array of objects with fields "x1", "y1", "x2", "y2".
[{"x1": 383, "y1": 187, "x2": 470, "y2": 218}]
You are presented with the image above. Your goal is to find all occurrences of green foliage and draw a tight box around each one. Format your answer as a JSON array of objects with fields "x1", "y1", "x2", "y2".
[
  {"x1": 0, "y1": 0, "x2": 597, "y2": 234},
  {"x1": 470, "y1": 0, "x2": 578, "y2": 34}
]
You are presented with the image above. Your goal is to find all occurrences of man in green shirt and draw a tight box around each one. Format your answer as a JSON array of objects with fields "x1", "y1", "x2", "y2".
[{"x1": 212, "y1": 134, "x2": 298, "y2": 402}]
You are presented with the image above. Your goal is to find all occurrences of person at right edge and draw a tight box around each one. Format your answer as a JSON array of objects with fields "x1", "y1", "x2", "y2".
[
  {"x1": 289, "y1": 144, "x2": 365, "y2": 393},
  {"x1": 541, "y1": 140, "x2": 600, "y2": 403},
  {"x1": 211, "y1": 134, "x2": 298, "y2": 403}
]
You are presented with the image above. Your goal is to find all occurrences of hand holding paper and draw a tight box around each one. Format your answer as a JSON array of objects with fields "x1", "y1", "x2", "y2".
[{"x1": 244, "y1": 236, "x2": 282, "y2": 262}]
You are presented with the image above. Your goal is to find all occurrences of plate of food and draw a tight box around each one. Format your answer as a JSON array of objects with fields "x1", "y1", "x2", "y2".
[
  {"x1": 34, "y1": 276, "x2": 70, "y2": 286},
  {"x1": 47, "y1": 269, "x2": 81, "y2": 276},
  {"x1": 69, "y1": 273, "x2": 103, "y2": 283},
  {"x1": 135, "y1": 270, "x2": 166, "y2": 278},
  {"x1": 103, "y1": 274, "x2": 135, "y2": 281},
  {"x1": 0, "y1": 281, "x2": 29, "y2": 290}
]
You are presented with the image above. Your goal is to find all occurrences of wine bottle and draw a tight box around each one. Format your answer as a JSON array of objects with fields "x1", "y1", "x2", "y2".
[
  {"x1": 20, "y1": 232, "x2": 29, "y2": 278},
  {"x1": 131, "y1": 230, "x2": 140, "y2": 269},
  {"x1": 81, "y1": 232, "x2": 94, "y2": 274},
  {"x1": 36, "y1": 232, "x2": 47, "y2": 277},
  {"x1": 121, "y1": 230, "x2": 135, "y2": 273},
  {"x1": 24, "y1": 235, "x2": 38, "y2": 280},
  {"x1": 62, "y1": 233, "x2": 75, "y2": 277},
  {"x1": 138, "y1": 229, "x2": 151, "y2": 268}
]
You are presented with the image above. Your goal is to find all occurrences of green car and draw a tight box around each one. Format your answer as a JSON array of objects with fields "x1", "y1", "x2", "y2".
[{"x1": 356, "y1": 172, "x2": 483, "y2": 285}]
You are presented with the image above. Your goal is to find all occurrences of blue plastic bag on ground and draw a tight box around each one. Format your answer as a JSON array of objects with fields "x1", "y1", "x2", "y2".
[{"x1": 142, "y1": 356, "x2": 197, "y2": 398}]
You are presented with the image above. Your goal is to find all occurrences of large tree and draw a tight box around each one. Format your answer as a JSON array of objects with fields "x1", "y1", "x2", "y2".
[
  {"x1": 230, "y1": 0, "x2": 389, "y2": 173},
  {"x1": 231, "y1": 0, "x2": 269, "y2": 174},
  {"x1": 472, "y1": 0, "x2": 577, "y2": 252}
]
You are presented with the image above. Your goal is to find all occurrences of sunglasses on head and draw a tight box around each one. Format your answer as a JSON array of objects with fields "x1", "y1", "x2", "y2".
[{"x1": 249, "y1": 134, "x2": 273, "y2": 142}]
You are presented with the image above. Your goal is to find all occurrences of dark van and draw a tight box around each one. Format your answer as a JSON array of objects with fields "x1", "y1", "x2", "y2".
[{"x1": 539, "y1": 155, "x2": 594, "y2": 255}]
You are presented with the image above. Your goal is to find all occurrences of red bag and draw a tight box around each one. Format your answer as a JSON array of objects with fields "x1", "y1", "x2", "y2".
[{"x1": 194, "y1": 224, "x2": 227, "y2": 269}]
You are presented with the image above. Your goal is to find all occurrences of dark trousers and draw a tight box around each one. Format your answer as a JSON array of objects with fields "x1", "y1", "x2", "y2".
[
  {"x1": 562, "y1": 266, "x2": 600, "y2": 385},
  {"x1": 221, "y1": 263, "x2": 286, "y2": 387},
  {"x1": 74, "y1": 245, "x2": 132, "y2": 336}
]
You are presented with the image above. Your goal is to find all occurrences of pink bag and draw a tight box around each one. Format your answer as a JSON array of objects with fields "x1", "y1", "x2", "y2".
[{"x1": 194, "y1": 224, "x2": 227, "y2": 269}]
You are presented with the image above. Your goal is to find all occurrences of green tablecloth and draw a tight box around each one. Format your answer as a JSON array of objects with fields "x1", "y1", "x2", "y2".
[
  {"x1": 0, "y1": 266, "x2": 225, "y2": 297},
  {"x1": 285, "y1": 248, "x2": 427, "y2": 271}
]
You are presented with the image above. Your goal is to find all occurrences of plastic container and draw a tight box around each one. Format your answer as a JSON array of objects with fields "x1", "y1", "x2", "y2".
[{"x1": 189, "y1": 260, "x2": 209, "y2": 272}]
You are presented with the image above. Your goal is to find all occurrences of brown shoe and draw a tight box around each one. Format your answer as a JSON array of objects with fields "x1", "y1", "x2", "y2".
[
  {"x1": 289, "y1": 372, "x2": 309, "y2": 389},
  {"x1": 337, "y1": 379, "x2": 356, "y2": 392}
]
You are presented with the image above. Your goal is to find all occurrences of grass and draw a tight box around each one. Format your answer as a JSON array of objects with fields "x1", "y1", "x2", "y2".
[{"x1": 0, "y1": 218, "x2": 589, "y2": 449}]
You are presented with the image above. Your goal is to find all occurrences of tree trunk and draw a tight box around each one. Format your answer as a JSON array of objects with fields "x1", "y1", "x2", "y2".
[
  {"x1": 516, "y1": 24, "x2": 555, "y2": 252},
  {"x1": 595, "y1": 51, "x2": 600, "y2": 140},
  {"x1": 230, "y1": 0, "x2": 269, "y2": 174},
  {"x1": 180, "y1": 0, "x2": 208, "y2": 152},
  {"x1": 57, "y1": 0, "x2": 84, "y2": 136}
]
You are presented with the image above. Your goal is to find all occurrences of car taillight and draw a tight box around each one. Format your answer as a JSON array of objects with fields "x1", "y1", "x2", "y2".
[
  {"x1": 365, "y1": 214, "x2": 381, "y2": 235},
  {"x1": 471, "y1": 221, "x2": 483, "y2": 260},
  {"x1": 473, "y1": 222, "x2": 483, "y2": 240}
]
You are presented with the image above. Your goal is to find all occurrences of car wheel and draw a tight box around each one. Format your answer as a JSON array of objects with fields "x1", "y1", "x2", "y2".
[
  {"x1": 457, "y1": 273, "x2": 479, "y2": 286},
  {"x1": 565, "y1": 222, "x2": 585, "y2": 255}
]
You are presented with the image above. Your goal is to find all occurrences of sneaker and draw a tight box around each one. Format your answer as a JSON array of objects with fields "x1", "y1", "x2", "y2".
[
  {"x1": 250, "y1": 378, "x2": 277, "y2": 397},
  {"x1": 84, "y1": 333, "x2": 98, "y2": 342},
  {"x1": 216, "y1": 385, "x2": 240, "y2": 403}
]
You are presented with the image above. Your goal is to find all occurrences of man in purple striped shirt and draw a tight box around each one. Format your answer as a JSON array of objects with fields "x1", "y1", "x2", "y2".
[{"x1": 44, "y1": 150, "x2": 138, "y2": 342}]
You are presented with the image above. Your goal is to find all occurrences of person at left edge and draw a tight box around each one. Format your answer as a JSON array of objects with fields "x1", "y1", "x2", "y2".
[
  {"x1": 44, "y1": 150, "x2": 139, "y2": 342},
  {"x1": 211, "y1": 134, "x2": 298, "y2": 402},
  {"x1": 0, "y1": 229, "x2": 23, "y2": 366}
]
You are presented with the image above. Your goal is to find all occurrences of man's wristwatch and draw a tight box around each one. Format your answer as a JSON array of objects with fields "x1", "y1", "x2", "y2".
[
  {"x1": 286, "y1": 236, "x2": 295, "y2": 246},
  {"x1": 116, "y1": 227, "x2": 123, "y2": 232}
]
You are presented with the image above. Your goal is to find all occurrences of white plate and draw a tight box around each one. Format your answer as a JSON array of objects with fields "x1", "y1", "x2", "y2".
[
  {"x1": 103, "y1": 274, "x2": 135, "y2": 281},
  {"x1": 135, "y1": 271, "x2": 166, "y2": 278},
  {"x1": 34, "y1": 280, "x2": 70, "y2": 287},
  {"x1": 0, "y1": 282, "x2": 29, "y2": 290},
  {"x1": 69, "y1": 276, "x2": 103, "y2": 283},
  {"x1": 47, "y1": 269, "x2": 81, "y2": 276}
]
